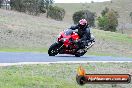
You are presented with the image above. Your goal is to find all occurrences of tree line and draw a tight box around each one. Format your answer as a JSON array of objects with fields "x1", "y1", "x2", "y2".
[
  {"x1": 73, "y1": 7, "x2": 119, "y2": 32},
  {"x1": 0, "y1": 0, "x2": 65, "y2": 21}
]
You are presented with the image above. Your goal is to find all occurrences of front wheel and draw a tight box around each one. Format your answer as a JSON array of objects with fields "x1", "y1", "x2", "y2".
[{"x1": 48, "y1": 42, "x2": 60, "y2": 56}]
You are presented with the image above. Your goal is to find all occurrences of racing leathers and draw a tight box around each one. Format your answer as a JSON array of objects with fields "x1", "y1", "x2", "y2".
[{"x1": 70, "y1": 24, "x2": 91, "y2": 49}]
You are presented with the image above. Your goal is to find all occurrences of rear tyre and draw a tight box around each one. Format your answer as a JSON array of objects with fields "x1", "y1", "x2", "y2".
[
  {"x1": 75, "y1": 50, "x2": 87, "y2": 57},
  {"x1": 48, "y1": 42, "x2": 60, "y2": 56},
  {"x1": 75, "y1": 54, "x2": 81, "y2": 57}
]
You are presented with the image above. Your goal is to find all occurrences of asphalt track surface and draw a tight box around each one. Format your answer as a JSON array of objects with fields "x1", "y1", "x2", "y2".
[{"x1": 0, "y1": 52, "x2": 132, "y2": 63}]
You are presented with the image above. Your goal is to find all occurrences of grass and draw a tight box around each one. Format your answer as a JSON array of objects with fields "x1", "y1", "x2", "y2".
[
  {"x1": 0, "y1": 48, "x2": 48, "y2": 53},
  {"x1": 93, "y1": 29, "x2": 132, "y2": 43},
  {"x1": 0, "y1": 63, "x2": 132, "y2": 88}
]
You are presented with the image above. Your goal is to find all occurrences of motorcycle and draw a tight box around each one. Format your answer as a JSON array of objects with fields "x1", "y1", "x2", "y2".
[{"x1": 48, "y1": 29, "x2": 95, "y2": 57}]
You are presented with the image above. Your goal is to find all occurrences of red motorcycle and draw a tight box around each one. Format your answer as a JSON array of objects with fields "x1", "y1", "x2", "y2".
[{"x1": 48, "y1": 29, "x2": 95, "y2": 57}]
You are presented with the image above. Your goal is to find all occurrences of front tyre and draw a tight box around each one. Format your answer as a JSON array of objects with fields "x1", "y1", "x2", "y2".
[{"x1": 48, "y1": 42, "x2": 60, "y2": 56}]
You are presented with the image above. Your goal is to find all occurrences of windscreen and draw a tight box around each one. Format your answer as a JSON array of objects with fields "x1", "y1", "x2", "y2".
[{"x1": 64, "y1": 29, "x2": 73, "y2": 36}]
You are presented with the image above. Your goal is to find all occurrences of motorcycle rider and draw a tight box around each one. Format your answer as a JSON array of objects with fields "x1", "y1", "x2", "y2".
[{"x1": 70, "y1": 19, "x2": 92, "y2": 50}]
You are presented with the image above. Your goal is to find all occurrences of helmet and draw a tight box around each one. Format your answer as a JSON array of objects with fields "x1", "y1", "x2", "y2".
[
  {"x1": 79, "y1": 19, "x2": 88, "y2": 29},
  {"x1": 79, "y1": 19, "x2": 87, "y2": 26}
]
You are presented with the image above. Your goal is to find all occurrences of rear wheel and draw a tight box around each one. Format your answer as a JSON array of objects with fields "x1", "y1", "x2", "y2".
[
  {"x1": 48, "y1": 43, "x2": 60, "y2": 56},
  {"x1": 75, "y1": 49, "x2": 87, "y2": 57}
]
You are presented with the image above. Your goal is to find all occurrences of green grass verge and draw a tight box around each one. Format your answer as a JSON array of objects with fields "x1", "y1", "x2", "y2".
[
  {"x1": 0, "y1": 63, "x2": 132, "y2": 88},
  {"x1": 0, "y1": 48, "x2": 48, "y2": 53},
  {"x1": 0, "y1": 48, "x2": 131, "y2": 58},
  {"x1": 93, "y1": 29, "x2": 132, "y2": 43}
]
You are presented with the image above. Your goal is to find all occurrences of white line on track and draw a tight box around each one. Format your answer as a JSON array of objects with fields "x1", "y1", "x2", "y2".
[{"x1": 0, "y1": 61, "x2": 131, "y2": 66}]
